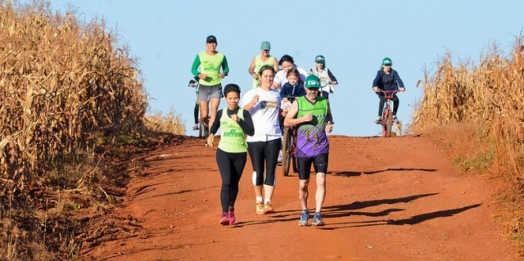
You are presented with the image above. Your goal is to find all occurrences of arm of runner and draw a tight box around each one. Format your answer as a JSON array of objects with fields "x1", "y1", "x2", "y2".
[
  {"x1": 221, "y1": 55, "x2": 230, "y2": 76},
  {"x1": 248, "y1": 56, "x2": 258, "y2": 79},
  {"x1": 241, "y1": 90, "x2": 258, "y2": 111},
  {"x1": 272, "y1": 57, "x2": 279, "y2": 73},
  {"x1": 238, "y1": 110, "x2": 255, "y2": 136},
  {"x1": 191, "y1": 55, "x2": 201, "y2": 77},
  {"x1": 284, "y1": 100, "x2": 312, "y2": 127},
  {"x1": 327, "y1": 69, "x2": 338, "y2": 84},
  {"x1": 209, "y1": 110, "x2": 222, "y2": 135}
]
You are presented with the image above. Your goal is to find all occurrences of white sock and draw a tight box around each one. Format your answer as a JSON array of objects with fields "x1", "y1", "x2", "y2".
[
  {"x1": 264, "y1": 198, "x2": 270, "y2": 204},
  {"x1": 256, "y1": 196, "x2": 263, "y2": 203}
]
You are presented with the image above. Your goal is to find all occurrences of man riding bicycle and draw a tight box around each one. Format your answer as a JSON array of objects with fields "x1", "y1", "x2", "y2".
[
  {"x1": 188, "y1": 78, "x2": 200, "y2": 131},
  {"x1": 372, "y1": 57, "x2": 405, "y2": 124}
]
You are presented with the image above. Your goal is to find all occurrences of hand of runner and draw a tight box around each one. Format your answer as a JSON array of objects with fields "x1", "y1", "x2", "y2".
[
  {"x1": 251, "y1": 95, "x2": 259, "y2": 105},
  {"x1": 302, "y1": 113, "x2": 313, "y2": 123},
  {"x1": 219, "y1": 73, "x2": 226, "y2": 79},
  {"x1": 230, "y1": 114, "x2": 239, "y2": 123},
  {"x1": 207, "y1": 135, "x2": 214, "y2": 147},
  {"x1": 199, "y1": 73, "x2": 208, "y2": 80},
  {"x1": 325, "y1": 121, "x2": 333, "y2": 133}
]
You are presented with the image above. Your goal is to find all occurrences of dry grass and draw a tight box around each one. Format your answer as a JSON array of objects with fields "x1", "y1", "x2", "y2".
[
  {"x1": 0, "y1": 0, "x2": 162, "y2": 259},
  {"x1": 143, "y1": 109, "x2": 186, "y2": 135},
  {"x1": 411, "y1": 33, "x2": 524, "y2": 246}
]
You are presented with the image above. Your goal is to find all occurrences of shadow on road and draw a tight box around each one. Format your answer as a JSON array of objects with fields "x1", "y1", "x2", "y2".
[
  {"x1": 346, "y1": 203, "x2": 482, "y2": 228},
  {"x1": 363, "y1": 167, "x2": 437, "y2": 175}
]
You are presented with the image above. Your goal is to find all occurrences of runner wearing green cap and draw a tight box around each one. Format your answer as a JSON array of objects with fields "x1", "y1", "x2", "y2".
[
  {"x1": 284, "y1": 74, "x2": 333, "y2": 227},
  {"x1": 248, "y1": 41, "x2": 279, "y2": 88}
]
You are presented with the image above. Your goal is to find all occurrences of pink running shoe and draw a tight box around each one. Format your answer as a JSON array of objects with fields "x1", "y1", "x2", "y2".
[
  {"x1": 228, "y1": 209, "x2": 236, "y2": 225},
  {"x1": 219, "y1": 212, "x2": 229, "y2": 226}
]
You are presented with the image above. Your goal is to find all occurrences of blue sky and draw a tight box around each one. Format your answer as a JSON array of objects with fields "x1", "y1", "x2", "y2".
[{"x1": 44, "y1": 0, "x2": 524, "y2": 136}]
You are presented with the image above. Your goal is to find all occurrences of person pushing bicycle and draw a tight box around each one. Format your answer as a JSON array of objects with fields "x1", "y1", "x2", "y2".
[{"x1": 372, "y1": 57, "x2": 405, "y2": 124}]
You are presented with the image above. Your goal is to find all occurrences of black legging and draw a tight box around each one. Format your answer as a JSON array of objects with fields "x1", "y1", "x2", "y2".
[
  {"x1": 378, "y1": 93, "x2": 399, "y2": 116},
  {"x1": 216, "y1": 148, "x2": 247, "y2": 213},
  {"x1": 247, "y1": 139, "x2": 281, "y2": 186}
]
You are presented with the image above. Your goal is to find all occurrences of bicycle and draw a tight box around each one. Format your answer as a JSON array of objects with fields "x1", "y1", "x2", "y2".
[
  {"x1": 281, "y1": 125, "x2": 298, "y2": 176},
  {"x1": 280, "y1": 96, "x2": 299, "y2": 176},
  {"x1": 378, "y1": 90, "x2": 397, "y2": 138}
]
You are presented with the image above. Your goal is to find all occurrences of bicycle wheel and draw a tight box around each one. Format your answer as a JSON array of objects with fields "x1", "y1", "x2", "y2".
[
  {"x1": 291, "y1": 152, "x2": 298, "y2": 173},
  {"x1": 385, "y1": 108, "x2": 393, "y2": 138},
  {"x1": 281, "y1": 126, "x2": 292, "y2": 176}
]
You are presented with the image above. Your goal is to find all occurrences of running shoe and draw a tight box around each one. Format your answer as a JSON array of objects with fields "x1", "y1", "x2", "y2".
[
  {"x1": 256, "y1": 202, "x2": 265, "y2": 215},
  {"x1": 374, "y1": 116, "x2": 382, "y2": 124},
  {"x1": 219, "y1": 212, "x2": 229, "y2": 226},
  {"x1": 393, "y1": 115, "x2": 399, "y2": 124},
  {"x1": 228, "y1": 209, "x2": 236, "y2": 225},
  {"x1": 277, "y1": 151, "x2": 283, "y2": 163},
  {"x1": 312, "y1": 212, "x2": 325, "y2": 226},
  {"x1": 192, "y1": 124, "x2": 199, "y2": 131},
  {"x1": 263, "y1": 202, "x2": 275, "y2": 214},
  {"x1": 298, "y1": 209, "x2": 309, "y2": 226}
]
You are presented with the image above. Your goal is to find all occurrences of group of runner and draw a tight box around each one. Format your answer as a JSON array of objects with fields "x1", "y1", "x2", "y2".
[{"x1": 189, "y1": 35, "x2": 405, "y2": 227}]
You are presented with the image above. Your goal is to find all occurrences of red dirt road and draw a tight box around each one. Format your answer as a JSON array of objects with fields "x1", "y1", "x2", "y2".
[{"x1": 84, "y1": 135, "x2": 519, "y2": 261}]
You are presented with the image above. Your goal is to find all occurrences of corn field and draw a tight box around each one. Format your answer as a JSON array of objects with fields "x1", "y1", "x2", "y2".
[
  {"x1": 412, "y1": 33, "x2": 524, "y2": 238},
  {"x1": 0, "y1": 1, "x2": 148, "y2": 258}
]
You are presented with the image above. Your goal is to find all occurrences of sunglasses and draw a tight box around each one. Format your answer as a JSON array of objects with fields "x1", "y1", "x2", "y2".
[{"x1": 307, "y1": 88, "x2": 319, "y2": 91}]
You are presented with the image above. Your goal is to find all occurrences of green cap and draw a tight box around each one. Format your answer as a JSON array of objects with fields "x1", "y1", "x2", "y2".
[
  {"x1": 261, "y1": 41, "x2": 271, "y2": 50},
  {"x1": 305, "y1": 75, "x2": 321, "y2": 88},
  {"x1": 315, "y1": 55, "x2": 325, "y2": 63},
  {"x1": 382, "y1": 57, "x2": 392, "y2": 66}
]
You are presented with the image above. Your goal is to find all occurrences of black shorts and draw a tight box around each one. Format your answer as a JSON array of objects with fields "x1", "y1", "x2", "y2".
[{"x1": 297, "y1": 154, "x2": 329, "y2": 180}]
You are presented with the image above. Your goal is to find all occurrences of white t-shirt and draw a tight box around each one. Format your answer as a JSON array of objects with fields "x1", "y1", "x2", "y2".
[
  {"x1": 241, "y1": 88, "x2": 282, "y2": 142},
  {"x1": 273, "y1": 65, "x2": 309, "y2": 90},
  {"x1": 313, "y1": 69, "x2": 332, "y2": 93}
]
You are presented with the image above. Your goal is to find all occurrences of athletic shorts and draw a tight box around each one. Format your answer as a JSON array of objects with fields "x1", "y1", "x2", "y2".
[
  {"x1": 198, "y1": 83, "x2": 222, "y2": 102},
  {"x1": 297, "y1": 153, "x2": 329, "y2": 180}
]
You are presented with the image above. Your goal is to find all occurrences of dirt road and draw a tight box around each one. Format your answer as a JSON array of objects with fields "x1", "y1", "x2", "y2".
[{"x1": 83, "y1": 135, "x2": 519, "y2": 261}]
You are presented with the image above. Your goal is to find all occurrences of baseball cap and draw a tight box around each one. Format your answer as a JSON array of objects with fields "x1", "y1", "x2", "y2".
[
  {"x1": 261, "y1": 41, "x2": 271, "y2": 50},
  {"x1": 206, "y1": 35, "x2": 217, "y2": 43},
  {"x1": 305, "y1": 75, "x2": 321, "y2": 89},
  {"x1": 315, "y1": 55, "x2": 325, "y2": 63}
]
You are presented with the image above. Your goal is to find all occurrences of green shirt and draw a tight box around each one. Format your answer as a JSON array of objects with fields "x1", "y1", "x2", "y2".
[
  {"x1": 252, "y1": 54, "x2": 275, "y2": 88},
  {"x1": 191, "y1": 51, "x2": 229, "y2": 86},
  {"x1": 218, "y1": 108, "x2": 248, "y2": 153}
]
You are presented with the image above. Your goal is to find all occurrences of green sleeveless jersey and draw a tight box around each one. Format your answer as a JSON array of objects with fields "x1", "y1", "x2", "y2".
[
  {"x1": 198, "y1": 51, "x2": 225, "y2": 86},
  {"x1": 252, "y1": 54, "x2": 275, "y2": 88},
  {"x1": 295, "y1": 96, "x2": 329, "y2": 157},
  {"x1": 218, "y1": 109, "x2": 247, "y2": 153}
]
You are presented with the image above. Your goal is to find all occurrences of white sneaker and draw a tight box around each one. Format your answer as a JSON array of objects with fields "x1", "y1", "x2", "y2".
[
  {"x1": 192, "y1": 124, "x2": 199, "y2": 131},
  {"x1": 374, "y1": 116, "x2": 382, "y2": 124},
  {"x1": 277, "y1": 151, "x2": 283, "y2": 162},
  {"x1": 393, "y1": 116, "x2": 399, "y2": 124}
]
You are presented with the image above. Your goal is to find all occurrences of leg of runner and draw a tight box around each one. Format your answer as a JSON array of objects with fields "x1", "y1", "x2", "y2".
[
  {"x1": 208, "y1": 97, "x2": 220, "y2": 133},
  {"x1": 247, "y1": 141, "x2": 267, "y2": 215},
  {"x1": 262, "y1": 138, "x2": 280, "y2": 213},
  {"x1": 199, "y1": 100, "x2": 209, "y2": 129}
]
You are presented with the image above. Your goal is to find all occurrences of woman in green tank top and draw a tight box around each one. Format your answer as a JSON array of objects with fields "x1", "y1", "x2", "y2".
[
  {"x1": 248, "y1": 41, "x2": 279, "y2": 88},
  {"x1": 207, "y1": 84, "x2": 255, "y2": 226}
]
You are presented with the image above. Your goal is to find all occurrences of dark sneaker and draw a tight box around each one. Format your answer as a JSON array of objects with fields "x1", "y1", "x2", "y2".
[
  {"x1": 228, "y1": 209, "x2": 236, "y2": 225},
  {"x1": 298, "y1": 209, "x2": 309, "y2": 226},
  {"x1": 263, "y1": 202, "x2": 275, "y2": 214},
  {"x1": 219, "y1": 212, "x2": 229, "y2": 226},
  {"x1": 192, "y1": 124, "x2": 199, "y2": 131},
  {"x1": 256, "y1": 202, "x2": 264, "y2": 215},
  {"x1": 393, "y1": 116, "x2": 399, "y2": 124},
  {"x1": 312, "y1": 212, "x2": 325, "y2": 226}
]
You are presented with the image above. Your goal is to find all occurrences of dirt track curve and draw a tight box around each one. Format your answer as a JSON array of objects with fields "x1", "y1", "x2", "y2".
[{"x1": 83, "y1": 135, "x2": 519, "y2": 261}]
